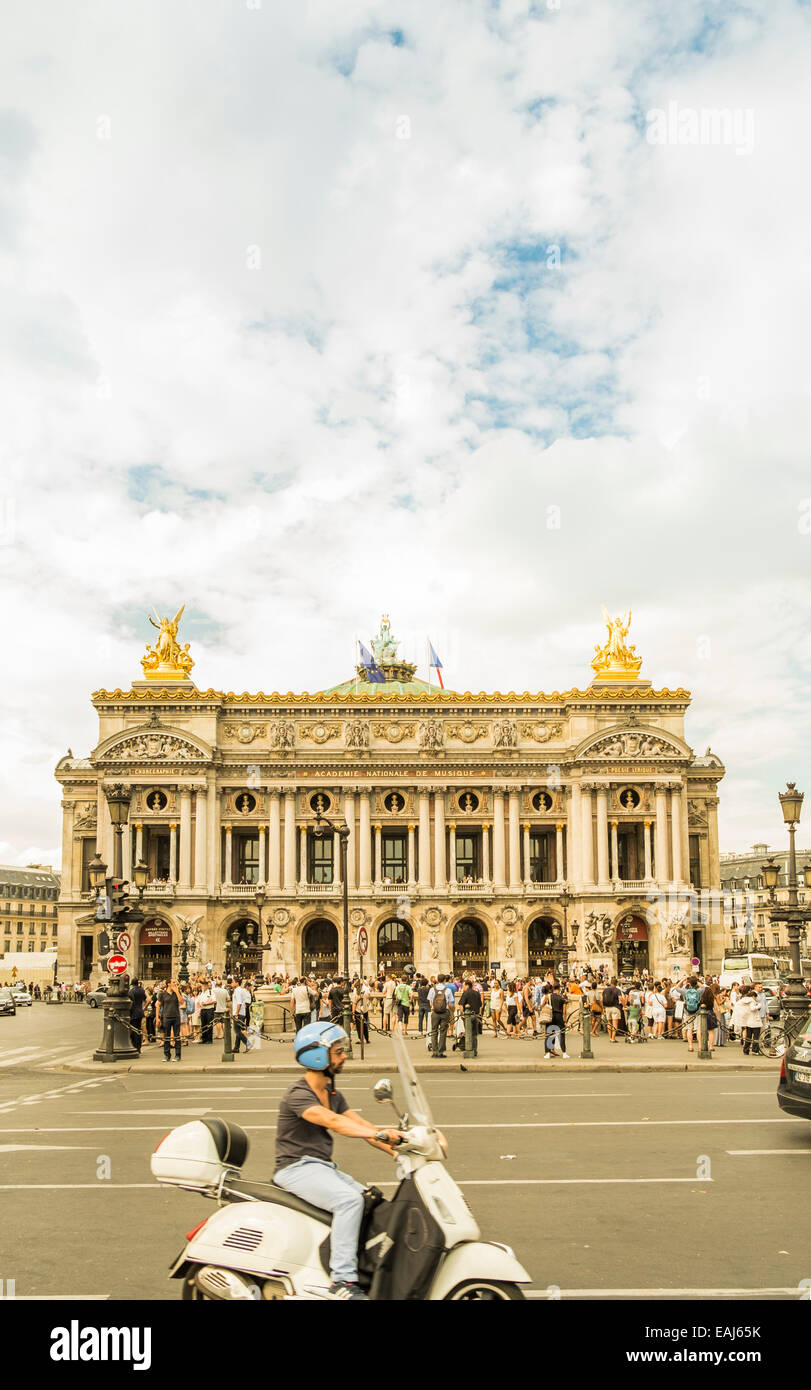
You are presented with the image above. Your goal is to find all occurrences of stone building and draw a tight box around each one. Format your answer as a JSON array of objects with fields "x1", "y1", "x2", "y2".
[
  {"x1": 720, "y1": 843, "x2": 811, "y2": 966},
  {"x1": 55, "y1": 609, "x2": 725, "y2": 984}
]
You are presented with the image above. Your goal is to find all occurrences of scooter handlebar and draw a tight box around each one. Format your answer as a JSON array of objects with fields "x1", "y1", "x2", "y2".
[{"x1": 374, "y1": 1130, "x2": 405, "y2": 1145}]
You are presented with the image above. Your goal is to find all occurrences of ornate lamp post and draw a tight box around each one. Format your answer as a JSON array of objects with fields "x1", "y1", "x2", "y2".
[
  {"x1": 92, "y1": 785, "x2": 148, "y2": 1062},
  {"x1": 556, "y1": 885, "x2": 572, "y2": 980},
  {"x1": 255, "y1": 887, "x2": 271, "y2": 979},
  {"x1": 314, "y1": 808, "x2": 353, "y2": 1058},
  {"x1": 763, "y1": 784, "x2": 811, "y2": 1025}
]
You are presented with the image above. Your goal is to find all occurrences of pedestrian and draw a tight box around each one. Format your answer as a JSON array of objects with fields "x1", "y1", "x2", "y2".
[
  {"x1": 213, "y1": 977, "x2": 229, "y2": 1040},
  {"x1": 156, "y1": 979, "x2": 183, "y2": 1062},
  {"x1": 128, "y1": 976, "x2": 146, "y2": 1054},
  {"x1": 328, "y1": 976, "x2": 346, "y2": 1025},
  {"x1": 291, "y1": 977, "x2": 313, "y2": 1034},
  {"x1": 651, "y1": 981, "x2": 667, "y2": 1039},
  {"x1": 682, "y1": 976, "x2": 703, "y2": 1053},
  {"x1": 198, "y1": 981, "x2": 217, "y2": 1044},
  {"x1": 394, "y1": 976, "x2": 412, "y2": 1036},
  {"x1": 232, "y1": 977, "x2": 253, "y2": 1052},
  {"x1": 429, "y1": 974, "x2": 452, "y2": 1058},
  {"x1": 416, "y1": 975, "x2": 431, "y2": 1034},
  {"x1": 739, "y1": 986, "x2": 762, "y2": 1055},
  {"x1": 456, "y1": 976, "x2": 482, "y2": 1056},
  {"x1": 601, "y1": 978, "x2": 622, "y2": 1044},
  {"x1": 144, "y1": 988, "x2": 156, "y2": 1042},
  {"x1": 504, "y1": 981, "x2": 520, "y2": 1038},
  {"x1": 716, "y1": 987, "x2": 730, "y2": 1046},
  {"x1": 381, "y1": 975, "x2": 396, "y2": 1033},
  {"x1": 489, "y1": 978, "x2": 505, "y2": 1036},
  {"x1": 351, "y1": 977, "x2": 370, "y2": 1045}
]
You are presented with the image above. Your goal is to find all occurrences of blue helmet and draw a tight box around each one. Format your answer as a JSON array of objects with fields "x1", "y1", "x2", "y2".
[{"x1": 294, "y1": 1021, "x2": 349, "y2": 1072}]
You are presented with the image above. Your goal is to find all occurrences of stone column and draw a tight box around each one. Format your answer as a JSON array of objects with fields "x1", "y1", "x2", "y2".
[
  {"x1": 580, "y1": 785, "x2": 594, "y2": 885},
  {"x1": 60, "y1": 800, "x2": 74, "y2": 896},
  {"x1": 208, "y1": 778, "x2": 219, "y2": 894},
  {"x1": 670, "y1": 786, "x2": 683, "y2": 883},
  {"x1": 555, "y1": 822, "x2": 564, "y2": 883},
  {"x1": 135, "y1": 821, "x2": 144, "y2": 865},
  {"x1": 223, "y1": 824, "x2": 232, "y2": 886},
  {"x1": 258, "y1": 826, "x2": 266, "y2": 884},
  {"x1": 449, "y1": 823, "x2": 457, "y2": 884},
  {"x1": 169, "y1": 822, "x2": 178, "y2": 882},
  {"x1": 508, "y1": 791, "x2": 520, "y2": 887},
  {"x1": 643, "y1": 819, "x2": 653, "y2": 881},
  {"x1": 374, "y1": 825, "x2": 382, "y2": 883},
  {"x1": 568, "y1": 783, "x2": 581, "y2": 885},
  {"x1": 179, "y1": 789, "x2": 192, "y2": 887},
  {"x1": 482, "y1": 823, "x2": 490, "y2": 882},
  {"x1": 97, "y1": 786, "x2": 114, "y2": 867},
  {"x1": 418, "y1": 791, "x2": 431, "y2": 888},
  {"x1": 407, "y1": 823, "x2": 416, "y2": 884},
  {"x1": 610, "y1": 820, "x2": 619, "y2": 882},
  {"x1": 706, "y1": 797, "x2": 720, "y2": 888},
  {"x1": 123, "y1": 821, "x2": 132, "y2": 882},
  {"x1": 359, "y1": 792, "x2": 372, "y2": 889},
  {"x1": 596, "y1": 787, "x2": 610, "y2": 886},
  {"x1": 655, "y1": 784, "x2": 669, "y2": 883},
  {"x1": 268, "y1": 791, "x2": 281, "y2": 890},
  {"x1": 493, "y1": 790, "x2": 506, "y2": 887},
  {"x1": 194, "y1": 787, "x2": 207, "y2": 889},
  {"x1": 333, "y1": 830, "x2": 341, "y2": 884},
  {"x1": 344, "y1": 792, "x2": 356, "y2": 890},
  {"x1": 434, "y1": 793, "x2": 446, "y2": 888},
  {"x1": 299, "y1": 825, "x2": 308, "y2": 885},
  {"x1": 283, "y1": 794, "x2": 296, "y2": 891},
  {"x1": 523, "y1": 823, "x2": 531, "y2": 884}
]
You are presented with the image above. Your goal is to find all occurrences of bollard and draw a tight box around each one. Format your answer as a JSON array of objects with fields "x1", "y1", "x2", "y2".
[
  {"x1": 698, "y1": 1005, "x2": 712, "y2": 1060},
  {"x1": 463, "y1": 1005, "x2": 475, "y2": 1059},
  {"x1": 580, "y1": 997, "x2": 593, "y2": 1060},
  {"x1": 221, "y1": 1008, "x2": 234, "y2": 1063},
  {"x1": 343, "y1": 996, "x2": 354, "y2": 1059}
]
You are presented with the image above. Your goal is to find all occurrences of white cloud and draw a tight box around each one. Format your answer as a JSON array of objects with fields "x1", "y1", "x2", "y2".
[{"x1": 0, "y1": 0, "x2": 809, "y2": 864}]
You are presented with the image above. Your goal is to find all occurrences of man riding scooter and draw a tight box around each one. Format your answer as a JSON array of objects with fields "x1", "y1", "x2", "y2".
[{"x1": 273, "y1": 1020, "x2": 406, "y2": 1301}]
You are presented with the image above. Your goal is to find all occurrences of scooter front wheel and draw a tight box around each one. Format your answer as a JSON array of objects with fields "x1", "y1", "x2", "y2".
[{"x1": 443, "y1": 1279, "x2": 525, "y2": 1301}]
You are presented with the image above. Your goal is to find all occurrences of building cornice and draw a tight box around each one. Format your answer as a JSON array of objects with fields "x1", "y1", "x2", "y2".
[{"x1": 92, "y1": 685, "x2": 692, "y2": 708}]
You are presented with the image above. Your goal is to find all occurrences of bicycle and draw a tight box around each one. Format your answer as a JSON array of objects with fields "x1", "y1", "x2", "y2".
[{"x1": 758, "y1": 1012, "x2": 807, "y2": 1059}]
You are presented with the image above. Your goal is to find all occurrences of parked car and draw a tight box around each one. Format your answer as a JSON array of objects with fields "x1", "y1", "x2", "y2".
[
  {"x1": 86, "y1": 986, "x2": 109, "y2": 1008},
  {"x1": 11, "y1": 988, "x2": 32, "y2": 1007},
  {"x1": 0, "y1": 988, "x2": 17, "y2": 1017},
  {"x1": 776, "y1": 1011, "x2": 811, "y2": 1121}
]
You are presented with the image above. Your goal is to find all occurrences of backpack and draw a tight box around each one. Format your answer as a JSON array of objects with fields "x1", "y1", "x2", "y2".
[
  {"x1": 432, "y1": 987, "x2": 448, "y2": 1015},
  {"x1": 684, "y1": 986, "x2": 701, "y2": 1014}
]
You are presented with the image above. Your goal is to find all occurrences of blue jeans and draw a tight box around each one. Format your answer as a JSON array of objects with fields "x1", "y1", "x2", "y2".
[{"x1": 273, "y1": 1157, "x2": 366, "y2": 1283}]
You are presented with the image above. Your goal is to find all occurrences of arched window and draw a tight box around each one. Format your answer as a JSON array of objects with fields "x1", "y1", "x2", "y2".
[
  {"x1": 301, "y1": 919, "x2": 339, "y2": 976},
  {"x1": 452, "y1": 919, "x2": 488, "y2": 975},
  {"x1": 377, "y1": 920, "x2": 413, "y2": 972}
]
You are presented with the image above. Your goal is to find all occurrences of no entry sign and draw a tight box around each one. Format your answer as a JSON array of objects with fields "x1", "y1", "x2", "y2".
[
  {"x1": 116, "y1": 932, "x2": 132, "y2": 952},
  {"x1": 107, "y1": 954, "x2": 128, "y2": 976}
]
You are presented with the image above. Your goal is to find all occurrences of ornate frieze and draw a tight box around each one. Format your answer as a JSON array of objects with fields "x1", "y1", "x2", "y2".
[
  {"x1": 519, "y1": 720, "x2": 564, "y2": 743},
  {"x1": 222, "y1": 722, "x2": 266, "y2": 744},
  {"x1": 72, "y1": 801, "x2": 98, "y2": 830},
  {"x1": 344, "y1": 719, "x2": 370, "y2": 749},
  {"x1": 417, "y1": 719, "x2": 444, "y2": 750},
  {"x1": 268, "y1": 721, "x2": 295, "y2": 750},
  {"x1": 583, "y1": 731, "x2": 684, "y2": 760},
  {"x1": 493, "y1": 718, "x2": 518, "y2": 748},
  {"x1": 372, "y1": 721, "x2": 417, "y2": 743},
  {"x1": 298, "y1": 721, "x2": 341, "y2": 745},
  {"x1": 99, "y1": 732, "x2": 201, "y2": 762},
  {"x1": 446, "y1": 720, "x2": 488, "y2": 744}
]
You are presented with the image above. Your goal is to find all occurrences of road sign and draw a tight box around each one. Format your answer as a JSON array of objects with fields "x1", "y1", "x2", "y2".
[
  {"x1": 356, "y1": 926, "x2": 369, "y2": 956},
  {"x1": 691, "y1": 956, "x2": 700, "y2": 967},
  {"x1": 107, "y1": 954, "x2": 128, "y2": 976},
  {"x1": 116, "y1": 932, "x2": 132, "y2": 952}
]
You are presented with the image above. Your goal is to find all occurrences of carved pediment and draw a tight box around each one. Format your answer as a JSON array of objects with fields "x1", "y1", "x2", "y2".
[
  {"x1": 580, "y1": 729, "x2": 687, "y2": 761},
  {"x1": 97, "y1": 731, "x2": 208, "y2": 763}
]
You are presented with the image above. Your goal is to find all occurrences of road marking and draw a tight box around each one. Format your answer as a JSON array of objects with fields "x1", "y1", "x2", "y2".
[
  {"x1": 0, "y1": 1126, "x2": 281, "y2": 1133},
  {"x1": 0, "y1": 1145, "x2": 95, "y2": 1152},
  {"x1": 0, "y1": 1048, "x2": 45, "y2": 1067},
  {"x1": 720, "y1": 1090, "x2": 777, "y2": 1095},
  {"x1": 523, "y1": 1287, "x2": 799, "y2": 1299},
  {"x1": 0, "y1": 1184, "x2": 159, "y2": 1190},
  {"x1": 438, "y1": 1118, "x2": 797, "y2": 1129},
  {"x1": 375, "y1": 1177, "x2": 707, "y2": 1187},
  {"x1": 727, "y1": 1149, "x2": 811, "y2": 1155},
  {"x1": 0, "y1": 1077, "x2": 117, "y2": 1113},
  {"x1": 13, "y1": 1295, "x2": 110, "y2": 1300}
]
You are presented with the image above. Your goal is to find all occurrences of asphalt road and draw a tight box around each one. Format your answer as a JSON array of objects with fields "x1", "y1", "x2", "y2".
[{"x1": 1, "y1": 1003, "x2": 809, "y2": 1301}]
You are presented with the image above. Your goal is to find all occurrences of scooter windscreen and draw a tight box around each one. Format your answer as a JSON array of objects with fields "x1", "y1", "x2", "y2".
[{"x1": 390, "y1": 1029, "x2": 435, "y2": 1129}]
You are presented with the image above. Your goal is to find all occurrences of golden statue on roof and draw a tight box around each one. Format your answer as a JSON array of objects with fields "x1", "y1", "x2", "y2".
[
  {"x1": 141, "y1": 605, "x2": 195, "y2": 681},
  {"x1": 591, "y1": 605, "x2": 643, "y2": 681}
]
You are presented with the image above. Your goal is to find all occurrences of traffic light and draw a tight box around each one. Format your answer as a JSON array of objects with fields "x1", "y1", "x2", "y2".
[
  {"x1": 97, "y1": 929, "x2": 112, "y2": 956},
  {"x1": 109, "y1": 878, "x2": 128, "y2": 918}
]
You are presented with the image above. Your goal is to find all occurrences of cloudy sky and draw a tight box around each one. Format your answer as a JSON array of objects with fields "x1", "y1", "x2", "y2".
[{"x1": 1, "y1": 0, "x2": 810, "y2": 868}]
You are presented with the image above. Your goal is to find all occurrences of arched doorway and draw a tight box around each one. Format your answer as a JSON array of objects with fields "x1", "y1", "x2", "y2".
[
  {"x1": 528, "y1": 916, "x2": 565, "y2": 976},
  {"x1": 138, "y1": 919, "x2": 172, "y2": 981},
  {"x1": 452, "y1": 919, "x2": 488, "y2": 977},
  {"x1": 616, "y1": 914, "x2": 649, "y2": 977},
  {"x1": 301, "y1": 919, "x2": 339, "y2": 977},
  {"x1": 377, "y1": 920, "x2": 414, "y2": 975},
  {"x1": 225, "y1": 919, "x2": 262, "y2": 978}
]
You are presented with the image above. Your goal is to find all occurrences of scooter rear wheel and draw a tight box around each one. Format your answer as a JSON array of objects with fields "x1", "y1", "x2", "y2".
[{"x1": 443, "y1": 1280, "x2": 525, "y2": 1300}]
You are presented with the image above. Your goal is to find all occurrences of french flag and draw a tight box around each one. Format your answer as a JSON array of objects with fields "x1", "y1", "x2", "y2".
[{"x1": 428, "y1": 640, "x2": 444, "y2": 689}]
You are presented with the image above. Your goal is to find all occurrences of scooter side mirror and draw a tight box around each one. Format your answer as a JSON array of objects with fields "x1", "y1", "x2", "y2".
[{"x1": 373, "y1": 1080, "x2": 393, "y2": 1104}]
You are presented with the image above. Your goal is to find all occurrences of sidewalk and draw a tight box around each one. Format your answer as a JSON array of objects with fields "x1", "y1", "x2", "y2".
[{"x1": 56, "y1": 1024, "x2": 778, "y2": 1075}]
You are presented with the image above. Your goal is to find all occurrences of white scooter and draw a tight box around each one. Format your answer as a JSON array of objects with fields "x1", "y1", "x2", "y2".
[{"x1": 151, "y1": 1033, "x2": 531, "y2": 1301}]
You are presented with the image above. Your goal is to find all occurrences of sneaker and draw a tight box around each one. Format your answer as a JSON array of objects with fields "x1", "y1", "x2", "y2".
[
  {"x1": 561, "y1": 1052, "x2": 569, "y2": 1059},
  {"x1": 328, "y1": 1281, "x2": 369, "y2": 1301},
  {"x1": 544, "y1": 1052, "x2": 553, "y2": 1060}
]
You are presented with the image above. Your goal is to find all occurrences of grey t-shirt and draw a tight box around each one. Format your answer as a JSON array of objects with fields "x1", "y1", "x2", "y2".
[{"x1": 274, "y1": 1077, "x2": 349, "y2": 1174}]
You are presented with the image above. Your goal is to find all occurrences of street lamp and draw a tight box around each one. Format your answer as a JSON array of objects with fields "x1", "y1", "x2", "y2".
[
  {"x1": 765, "y1": 783, "x2": 811, "y2": 1023},
  {"x1": 313, "y1": 809, "x2": 353, "y2": 1058},
  {"x1": 556, "y1": 885, "x2": 572, "y2": 980},
  {"x1": 92, "y1": 783, "x2": 142, "y2": 1063},
  {"x1": 255, "y1": 887, "x2": 271, "y2": 979}
]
